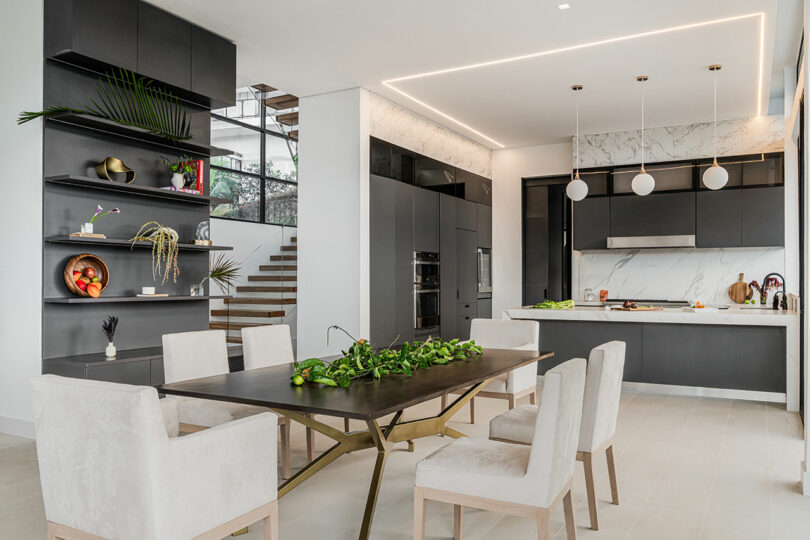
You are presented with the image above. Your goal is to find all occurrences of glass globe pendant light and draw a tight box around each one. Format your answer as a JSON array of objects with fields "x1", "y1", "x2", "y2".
[
  {"x1": 631, "y1": 75, "x2": 655, "y2": 196},
  {"x1": 566, "y1": 84, "x2": 588, "y2": 201},
  {"x1": 703, "y1": 64, "x2": 729, "y2": 190}
]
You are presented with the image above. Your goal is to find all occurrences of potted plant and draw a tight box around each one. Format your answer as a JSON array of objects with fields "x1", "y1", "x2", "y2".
[
  {"x1": 195, "y1": 254, "x2": 241, "y2": 296},
  {"x1": 102, "y1": 315, "x2": 119, "y2": 359},
  {"x1": 131, "y1": 221, "x2": 180, "y2": 284},
  {"x1": 160, "y1": 155, "x2": 198, "y2": 190}
]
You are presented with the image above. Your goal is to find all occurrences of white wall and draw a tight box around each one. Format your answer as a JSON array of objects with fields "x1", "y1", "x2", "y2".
[
  {"x1": 0, "y1": 0, "x2": 43, "y2": 438},
  {"x1": 369, "y1": 93, "x2": 491, "y2": 178},
  {"x1": 491, "y1": 143, "x2": 572, "y2": 317},
  {"x1": 297, "y1": 88, "x2": 370, "y2": 358}
]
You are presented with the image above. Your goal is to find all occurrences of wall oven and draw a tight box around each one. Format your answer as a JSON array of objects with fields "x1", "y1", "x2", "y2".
[
  {"x1": 414, "y1": 251, "x2": 440, "y2": 331},
  {"x1": 478, "y1": 248, "x2": 492, "y2": 298}
]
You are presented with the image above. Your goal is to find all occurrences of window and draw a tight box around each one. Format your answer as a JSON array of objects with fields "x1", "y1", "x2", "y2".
[{"x1": 210, "y1": 87, "x2": 297, "y2": 225}]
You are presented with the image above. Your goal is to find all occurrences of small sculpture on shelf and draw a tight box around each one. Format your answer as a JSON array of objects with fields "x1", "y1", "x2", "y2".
[
  {"x1": 95, "y1": 157, "x2": 136, "y2": 184},
  {"x1": 194, "y1": 220, "x2": 211, "y2": 246},
  {"x1": 74, "y1": 204, "x2": 120, "y2": 238},
  {"x1": 102, "y1": 315, "x2": 119, "y2": 359}
]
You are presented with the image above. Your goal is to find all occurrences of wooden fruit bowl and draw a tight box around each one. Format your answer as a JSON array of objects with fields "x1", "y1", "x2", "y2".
[{"x1": 63, "y1": 254, "x2": 110, "y2": 297}]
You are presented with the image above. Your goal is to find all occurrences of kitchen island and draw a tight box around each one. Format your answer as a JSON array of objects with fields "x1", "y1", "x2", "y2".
[{"x1": 505, "y1": 306, "x2": 799, "y2": 411}]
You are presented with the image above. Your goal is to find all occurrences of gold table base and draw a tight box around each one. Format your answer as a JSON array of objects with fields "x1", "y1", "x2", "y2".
[{"x1": 272, "y1": 379, "x2": 489, "y2": 540}]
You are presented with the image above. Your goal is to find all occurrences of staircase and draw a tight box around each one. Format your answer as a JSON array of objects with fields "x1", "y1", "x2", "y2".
[{"x1": 210, "y1": 237, "x2": 297, "y2": 344}]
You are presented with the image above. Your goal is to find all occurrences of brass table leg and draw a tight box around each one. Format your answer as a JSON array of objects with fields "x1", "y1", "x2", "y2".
[{"x1": 359, "y1": 420, "x2": 393, "y2": 540}]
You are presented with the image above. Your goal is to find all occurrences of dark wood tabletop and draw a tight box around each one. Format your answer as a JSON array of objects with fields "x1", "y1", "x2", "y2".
[{"x1": 157, "y1": 348, "x2": 553, "y2": 420}]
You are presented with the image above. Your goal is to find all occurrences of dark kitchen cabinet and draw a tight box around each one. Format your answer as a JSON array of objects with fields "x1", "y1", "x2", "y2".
[
  {"x1": 741, "y1": 186, "x2": 785, "y2": 247},
  {"x1": 370, "y1": 175, "x2": 398, "y2": 347},
  {"x1": 457, "y1": 199, "x2": 478, "y2": 231},
  {"x1": 413, "y1": 188, "x2": 440, "y2": 252},
  {"x1": 456, "y1": 302, "x2": 477, "y2": 340},
  {"x1": 191, "y1": 26, "x2": 237, "y2": 107},
  {"x1": 573, "y1": 197, "x2": 610, "y2": 250},
  {"x1": 440, "y1": 195, "x2": 458, "y2": 341},
  {"x1": 138, "y1": 3, "x2": 191, "y2": 89},
  {"x1": 87, "y1": 361, "x2": 150, "y2": 385},
  {"x1": 457, "y1": 168, "x2": 492, "y2": 205},
  {"x1": 743, "y1": 155, "x2": 783, "y2": 186},
  {"x1": 394, "y1": 182, "x2": 415, "y2": 343},
  {"x1": 371, "y1": 138, "x2": 392, "y2": 178},
  {"x1": 415, "y1": 156, "x2": 456, "y2": 195},
  {"x1": 45, "y1": 0, "x2": 138, "y2": 71},
  {"x1": 457, "y1": 229, "x2": 478, "y2": 304},
  {"x1": 477, "y1": 204, "x2": 492, "y2": 248},
  {"x1": 610, "y1": 192, "x2": 695, "y2": 237},
  {"x1": 696, "y1": 190, "x2": 742, "y2": 248},
  {"x1": 478, "y1": 298, "x2": 492, "y2": 319}
]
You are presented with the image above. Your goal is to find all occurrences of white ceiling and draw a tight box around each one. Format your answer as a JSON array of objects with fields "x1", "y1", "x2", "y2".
[{"x1": 150, "y1": 0, "x2": 802, "y2": 149}]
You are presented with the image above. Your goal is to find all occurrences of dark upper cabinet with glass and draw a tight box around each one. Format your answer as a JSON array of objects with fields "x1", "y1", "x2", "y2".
[{"x1": 415, "y1": 155, "x2": 456, "y2": 195}]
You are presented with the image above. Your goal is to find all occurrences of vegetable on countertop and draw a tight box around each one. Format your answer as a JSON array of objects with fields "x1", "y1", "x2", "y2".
[{"x1": 531, "y1": 299, "x2": 576, "y2": 310}]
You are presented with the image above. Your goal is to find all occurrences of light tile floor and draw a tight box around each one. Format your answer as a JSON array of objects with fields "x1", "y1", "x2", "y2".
[{"x1": 2, "y1": 392, "x2": 810, "y2": 539}]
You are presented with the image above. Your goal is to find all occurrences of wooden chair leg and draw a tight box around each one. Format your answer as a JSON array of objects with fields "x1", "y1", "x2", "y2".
[
  {"x1": 508, "y1": 394, "x2": 516, "y2": 409},
  {"x1": 469, "y1": 397, "x2": 475, "y2": 424},
  {"x1": 529, "y1": 391, "x2": 536, "y2": 405},
  {"x1": 606, "y1": 444, "x2": 619, "y2": 505},
  {"x1": 453, "y1": 504, "x2": 463, "y2": 540},
  {"x1": 304, "y1": 413, "x2": 315, "y2": 462},
  {"x1": 535, "y1": 508, "x2": 551, "y2": 540},
  {"x1": 563, "y1": 489, "x2": 577, "y2": 540},
  {"x1": 280, "y1": 418, "x2": 291, "y2": 480},
  {"x1": 344, "y1": 417, "x2": 350, "y2": 433},
  {"x1": 582, "y1": 452, "x2": 599, "y2": 530},
  {"x1": 414, "y1": 487, "x2": 426, "y2": 540},
  {"x1": 263, "y1": 500, "x2": 279, "y2": 540}
]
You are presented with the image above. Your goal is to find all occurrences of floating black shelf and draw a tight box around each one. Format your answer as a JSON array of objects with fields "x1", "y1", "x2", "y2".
[
  {"x1": 44, "y1": 175, "x2": 229, "y2": 205},
  {"x1": 45, "y1": 235, "x2": 232, "y2": 251},
  {"x1": 44, "y1": 295, "x2": 229, "y2": 304},
  {"x1": 46, "y1": 112, "x2": 232, "y2": 157}
]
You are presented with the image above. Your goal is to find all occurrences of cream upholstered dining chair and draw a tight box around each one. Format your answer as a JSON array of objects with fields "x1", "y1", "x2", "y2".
[
  {"x1": 489, "y1": 341, "x2": 626, "y2": 530},
  {"x1": 415, "y1": 358, "x2": 587, "y2": 540},
  {"x1": 442, "y1": 318, "x2": 540, "y2": 423},
  {"x1": 163, "y1": 329, "x2": 295, "y2": 479},
  {"x1": 31, "y1": 375, "x2": 279, "y2": 540},
  {"x1": 242, "y1": 324, "x2": 315, "y2": 462}
]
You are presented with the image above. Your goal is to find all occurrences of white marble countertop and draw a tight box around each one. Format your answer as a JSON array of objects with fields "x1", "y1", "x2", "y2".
[{"x1": 504, "y1": 306, "x2": 798, "y2": 327}]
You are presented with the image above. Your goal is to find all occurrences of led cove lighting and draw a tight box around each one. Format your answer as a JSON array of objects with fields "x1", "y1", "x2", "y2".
[
  {"x1": 558, "y1": 4, "x2": 571, "y2": 9},
  {"x1": 383, "y1": 12, "x2": 766, "y2": 147}
]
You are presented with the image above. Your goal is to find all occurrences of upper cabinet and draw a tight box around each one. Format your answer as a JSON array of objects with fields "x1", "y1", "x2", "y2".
[
  {"x1": 413, "y1": 188, "x2": 440, "y2": 252},
  {"x1": 573, "y1": 197, "x2": 610, "y2": 250},
  {"x1": 456, "y1": 169, "x2": 492, "y2": 205},
  {"x1": 415, "y1": 156, "x2": 456, "y2": 195},
  {"x1": 45, "y1": 0, "x2": 138, "y2": 70},
  {"x1": 610, "y1": 192, "x2": 695, "y2": 237},
  {"x1": 44, "y1": 0, "x2": 235, "y2": 109},
  {"x1": 477, "y1": 204, "x2": 492, "y2": 248},
  {"x1": 741, "y1": 187, "x2": 785, "y2": 247},
  {"x1": 137, "y1": 3, "x2": 191, "y2": 89}
]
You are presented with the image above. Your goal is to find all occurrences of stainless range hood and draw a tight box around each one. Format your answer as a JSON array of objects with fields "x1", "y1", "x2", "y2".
[{"x1": 606, "y1": 235, "x2": 696, "y2": 249}]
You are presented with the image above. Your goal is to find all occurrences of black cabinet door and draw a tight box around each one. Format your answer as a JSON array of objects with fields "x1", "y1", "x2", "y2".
[
  {"x1": 415, "y1": 155, "x2": 456, "y2": 195},
  {"x1": 478, "y1": 298, "x2": 492, "y2": 319},
  {"x1": 440, "y1": 195, "x2": 458, "y2": 340},
  {"x1": 477, "y1": 204, "x2": 492, "y2": 248},
  {"x1": 610, "y1": 192, "x2": 696, "y2": 237},
  {"x1": 457, "y1": 229, "x2": 478, "y2": 303},
  {"x1": 370, "y1": 175, "x2": 398, "y2": 347},
  {"x1": 457, "y1": 199, "x2": 477, "y2": 231},
  {"x1": 191, "y1": 26, "x2": 236, "y2": 107},
  {"x1": 395, "y1": 182, "x2": 415, "y2": 342},
  {"x1": 413, "y1": 188, "x2": 440, "y2": 252},
  {"x1": 457, "y1": 169, "x2": 492, "y2": 205},
  {"x1": 86, "y1": 360, "x2": 150, "y2": 385},
  {"x1": 456, "y1": 302, "x2": 477, "y2": 340},
  {"x1": 741, "y1": 186, "x2": 785, "y2": 247},
  {"x1": 696, "y1": 190, "x2": 742, "y2": 248},
  {"x1": 45, "y1": 0, "x2": 138, "y2": 70},
  {"x1": 573, "y1": 197, "x2": 610, "y2": 250},
  {"x1": 137, "y1": 3, "x2": 191, "y2": 89}
]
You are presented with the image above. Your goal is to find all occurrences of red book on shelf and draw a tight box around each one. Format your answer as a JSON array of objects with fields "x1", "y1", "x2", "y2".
[{"x1": 181, "y1": 159, "x2": 204, "y2": 193}]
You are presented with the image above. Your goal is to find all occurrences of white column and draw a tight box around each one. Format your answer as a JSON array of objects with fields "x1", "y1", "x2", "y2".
[
  {"x1": 0, "y1": 0, "x2": 43, "y2": 438},
  {"x1": 297, "y1": 88, "x2": 370, "y2": 358},
  {"x1": 802, "y1": 0, "x2": 810, "y2": 495}
]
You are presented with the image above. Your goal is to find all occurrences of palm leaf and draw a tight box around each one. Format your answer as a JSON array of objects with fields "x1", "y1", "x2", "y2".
[{"x1": 17, "y1": 68, "x2": 192, "y2": 141}]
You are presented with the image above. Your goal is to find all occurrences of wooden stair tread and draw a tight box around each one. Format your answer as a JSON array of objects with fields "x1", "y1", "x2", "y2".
[
  {"x1": 236, "y1": 286, "x2": 297, "y2": 292},
  {"x1": 248, "y1": 275, "x2": 296, "y2": 282},
  {"x1": 281, "y1": 245, "x2": 297, "y2": 251},
  {"x1": 259, "y1": 265, "x2": 298, "y2": 271},
  {"x1": 211, "y1": 309, "x2": 285, "y2": 318},
  {"x1": 210, "y1": 322, "x2": 270, "y2": 331},
  {"x1": 224, "y1": 297, "x2": 297, "y2": 305},
  {"x1": 251, "y1": 84, "x2": 276, "y2": 93},
  {"x1": 289, "y1": 130, "x2": 298, "y2": 141},
  {"x1": 290, "y1": 236, "x2": 297, "y2": 242},
  {"x1": 275, "y1": 111, "x2": 298, "y2": 126},
  {"x1": 227, "y1": 337, "x2": 243, "y2": 344},
  {"x1": 264, "y1": 94, "x2": 299, "y2": 110},
  {"x1": 270, "y1": 255, "x2": 297, "y2": 261}
]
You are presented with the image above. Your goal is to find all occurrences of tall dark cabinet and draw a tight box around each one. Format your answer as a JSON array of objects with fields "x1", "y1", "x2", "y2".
[{"x1": 523, "y1": 178, "x2": 570, "y2": 305}]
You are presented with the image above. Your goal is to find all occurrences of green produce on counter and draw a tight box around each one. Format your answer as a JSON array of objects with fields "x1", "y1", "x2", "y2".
[{"x1": 532, "y1": 299, "x2": 576, "y2": 310}]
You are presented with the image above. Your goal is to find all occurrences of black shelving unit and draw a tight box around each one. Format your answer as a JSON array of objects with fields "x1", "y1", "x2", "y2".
[
  {"x1": 45, "y1": 175, "x2": 229, "y2": 205},
  {"x1": 45, "y1": 235, "x2": 232, "y2": 251},
  {"x1": 46, "y1": 112, "x2": 232, "y2": 157},
  {"x1": 44, "y1": 295, "x2": 229, "y2": 304}
]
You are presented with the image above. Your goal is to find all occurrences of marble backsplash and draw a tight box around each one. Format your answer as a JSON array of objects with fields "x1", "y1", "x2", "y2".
[
  {"x1": 369, "y1": 92, "x2": 492, "y2": 178},
  {"x1": 575, "y1": 115, "x2": 784, "y2": 168},
  {"x1": 575, "y1": 247, "x2": 785, "y2": 305}
]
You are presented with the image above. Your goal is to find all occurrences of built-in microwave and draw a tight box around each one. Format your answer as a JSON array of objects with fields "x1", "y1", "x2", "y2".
[
  {"x1": 478, "y1": 248, "x2": 492, "y2": 298},
  {"x1": 413, "y1": 251, "x2": 440, "y2": 286}
]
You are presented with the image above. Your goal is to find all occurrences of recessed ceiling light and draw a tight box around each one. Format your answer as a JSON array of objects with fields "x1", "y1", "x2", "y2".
[{"x1": 558, "y1": 4, "x2": 571, "y2": 10}]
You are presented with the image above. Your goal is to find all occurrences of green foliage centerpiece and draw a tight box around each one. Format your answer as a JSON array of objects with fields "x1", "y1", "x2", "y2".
[
  {"x1": 18, "y1": 68, "x2": 192, "y2": 141},
  {"x1": 291, "y1": 326, "x2": 483, "y2": 387}
]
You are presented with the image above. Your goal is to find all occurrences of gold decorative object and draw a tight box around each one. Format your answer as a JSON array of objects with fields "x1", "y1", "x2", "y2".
[
  {"x1": 193, "y1": 239, "x2": 213, "y2": 246},
  {"x1": 95, "y1": 157, "x2": 136, "y2": 184}
]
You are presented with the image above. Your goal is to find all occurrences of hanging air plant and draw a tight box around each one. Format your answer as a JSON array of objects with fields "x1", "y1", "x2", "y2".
[
  {"x1": 18, "y1": 68, "x2": 192, "y2": 141},
  {"x1": 131, "y1": 221, "x2": 180, "y2": 284}
]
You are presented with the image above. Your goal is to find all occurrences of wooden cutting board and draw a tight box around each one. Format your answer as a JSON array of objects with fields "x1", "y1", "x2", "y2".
[
  {"x1": 728, "y1": 273, "x2": 751, "y2": 304},
  {"x1": 610, "y1": 307, "x2": 664, "y2": 311}
]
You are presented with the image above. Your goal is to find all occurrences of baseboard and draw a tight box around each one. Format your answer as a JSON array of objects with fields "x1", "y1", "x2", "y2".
[
  {"x1": 621, "y1": 381, "x2": 786, "y2": 404},
  {"x1": 0, "y1": 415, "x2": 35, "y2": 439}
]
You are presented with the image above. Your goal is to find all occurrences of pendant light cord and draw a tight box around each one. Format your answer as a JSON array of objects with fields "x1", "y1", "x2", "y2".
[
  {"x1": 575, "y1": 89, "x2": 579, "y2": 176},
  {"x1": 713, "y1": 68, "x2": 718, "y2": 161},
  {"x1": 640, "y1": 79, "x2": 645, "y2": 169}
]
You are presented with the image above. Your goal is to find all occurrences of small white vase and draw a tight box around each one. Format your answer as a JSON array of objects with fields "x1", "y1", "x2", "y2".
[
  {"x1": 105, "y1": 342, "x2": 117, "y2": 359},
  {"x1": 171, "y1": 172, "x2": 186, "y2": 189},
  {"x1": 81, "y1": 222, "x2": 94, "y2": 234}
]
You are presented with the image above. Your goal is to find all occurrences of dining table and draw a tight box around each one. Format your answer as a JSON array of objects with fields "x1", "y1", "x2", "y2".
[{"x1": 157, "y1": 347, "x2": 553, "y2": 540}]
